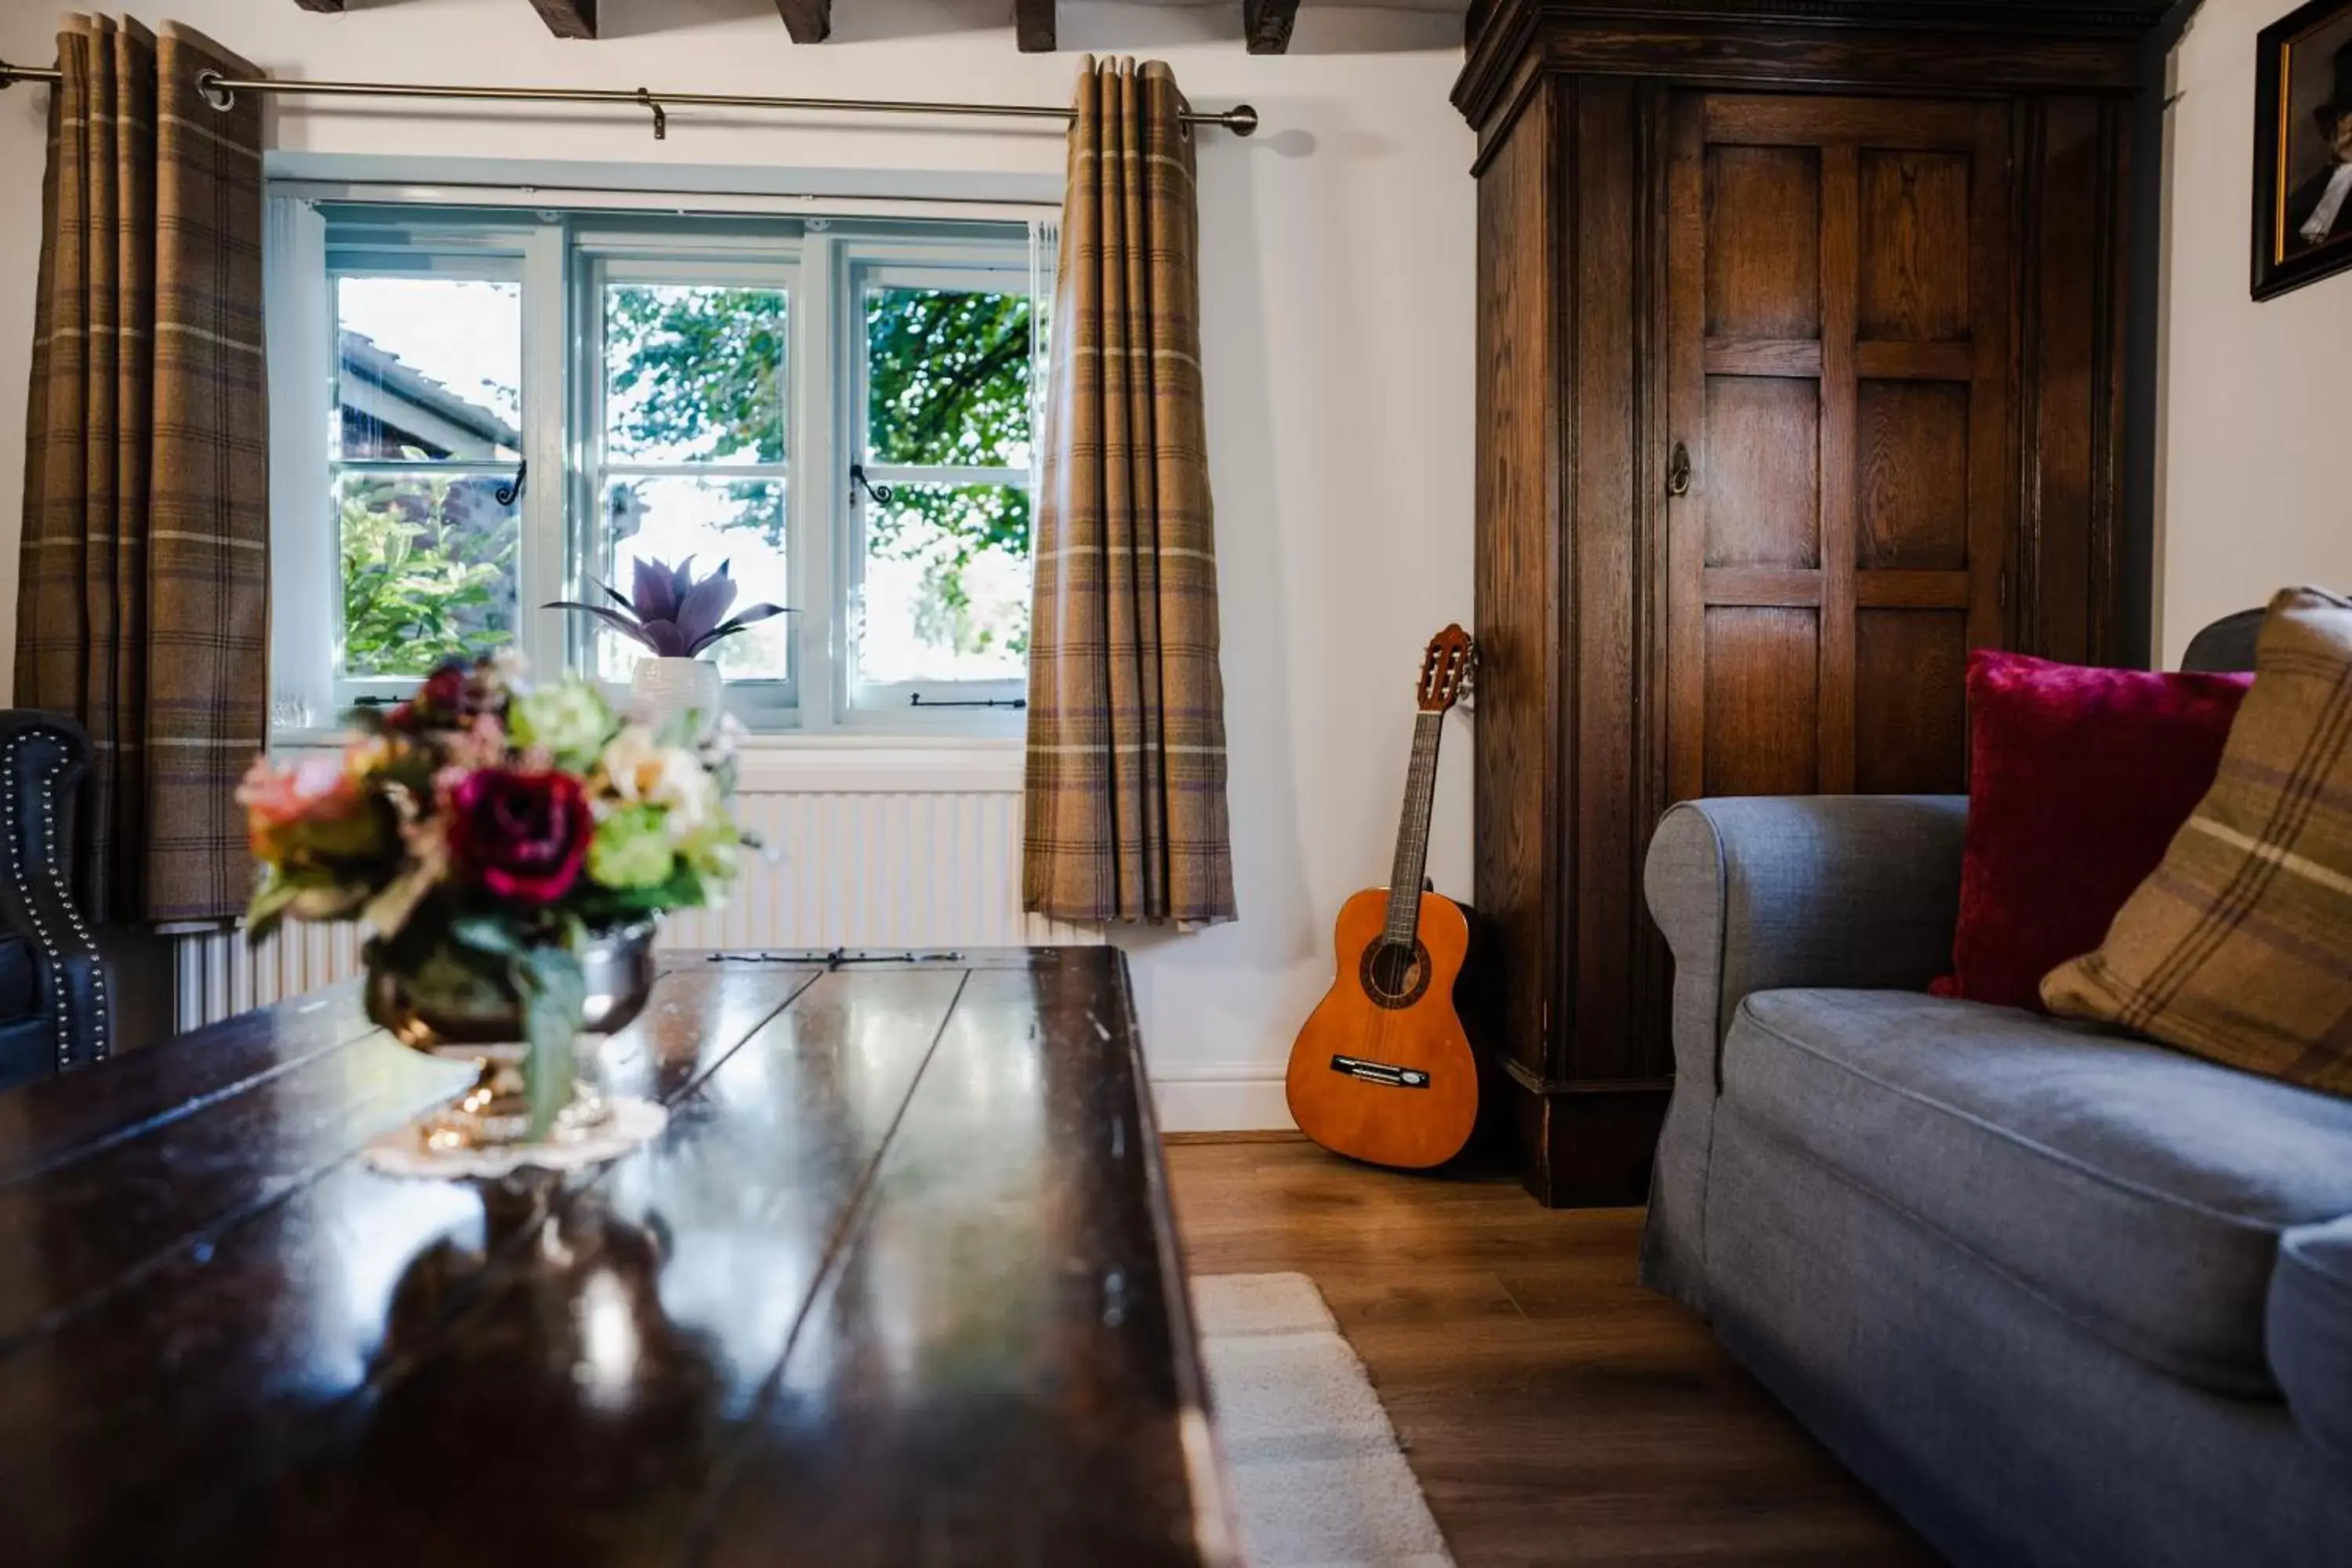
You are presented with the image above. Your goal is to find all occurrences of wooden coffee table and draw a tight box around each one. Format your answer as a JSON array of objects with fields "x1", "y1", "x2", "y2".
[{"x1": 0, "y1": 948, "x2": 1230, "y2": 1565}]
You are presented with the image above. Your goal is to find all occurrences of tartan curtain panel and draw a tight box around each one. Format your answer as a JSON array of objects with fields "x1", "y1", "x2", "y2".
[
  {"x1": 18, "y1": 15, "x2": 268, "y2": 923},
  {"x1": 1023, "y1": 57, "x2": 1236, "y2": 926}
]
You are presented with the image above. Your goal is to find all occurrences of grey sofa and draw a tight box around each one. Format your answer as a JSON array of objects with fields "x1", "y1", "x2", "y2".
[{"x1": 1642, "y1": 793, "x2": 2352, "y2": 1568}]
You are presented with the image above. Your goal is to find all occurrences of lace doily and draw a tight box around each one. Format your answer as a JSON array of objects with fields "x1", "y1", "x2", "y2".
[{"x1": 362, "y1": 1095, "x2": 670, "y2": 1179}]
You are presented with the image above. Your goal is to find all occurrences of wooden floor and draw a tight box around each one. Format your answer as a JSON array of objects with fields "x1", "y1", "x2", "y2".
[{"x1": 1164, "y1": 1135, "x2": 1938, "y2": 1568}]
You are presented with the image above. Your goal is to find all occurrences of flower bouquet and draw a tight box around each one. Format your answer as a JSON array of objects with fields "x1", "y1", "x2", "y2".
[{"x1": 239, "y1": 654, "x2": 748, "y2": 1149}]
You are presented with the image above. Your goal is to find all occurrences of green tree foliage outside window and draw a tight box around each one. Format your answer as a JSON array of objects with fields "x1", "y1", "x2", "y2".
[
  {"x1": 604, "y1": 281, "x2": 1036, "y2": 659},
  {"x1": 863, "y1": 286, "x2": 1035, "y2": 608},
  {"x1": 341, "y1": 474, "x2": 517, "y2": 675},
  {"x1": 606, "y1": 285, "x2": 790, "y2": 470}
]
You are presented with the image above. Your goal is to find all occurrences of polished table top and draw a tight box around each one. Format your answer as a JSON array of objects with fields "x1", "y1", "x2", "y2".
[{"x1": 0, "y1": 948, "x2": 1227, "y2": 1566}]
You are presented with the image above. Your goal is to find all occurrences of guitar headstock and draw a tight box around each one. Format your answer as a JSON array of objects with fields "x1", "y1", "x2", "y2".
[{"x1": 1416, "y1": 624, "x2": 1475, "y2": 713}]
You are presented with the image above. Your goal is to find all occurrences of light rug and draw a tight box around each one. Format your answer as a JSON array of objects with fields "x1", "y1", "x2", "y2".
[{"x1": 1193, "y1": 1272, "x2": 1455, "y2": 1568}]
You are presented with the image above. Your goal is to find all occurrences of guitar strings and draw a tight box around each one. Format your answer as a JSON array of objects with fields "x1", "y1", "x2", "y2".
[
  {"x1": 1364, "y1": 716, "x2": 1416, "y2": 1067},
  {"x1": 1363, "y1": 706, "x2": 1443, "y2": 1074}
]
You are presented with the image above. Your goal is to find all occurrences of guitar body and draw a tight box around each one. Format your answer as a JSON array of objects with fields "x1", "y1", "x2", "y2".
[{"x1": 1285, "y1": 887, "x2": 1479, "y2": 1170}]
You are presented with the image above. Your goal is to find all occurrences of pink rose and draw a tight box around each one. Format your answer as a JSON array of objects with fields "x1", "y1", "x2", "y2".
[{"x1": 238, "y1": 753, "x2": 362, "y2": 851}]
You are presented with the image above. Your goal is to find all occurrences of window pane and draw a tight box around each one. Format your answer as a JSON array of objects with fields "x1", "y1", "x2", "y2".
[
  {"x1": 336, "y1": 278, "x2": 521, "y2": 461},
  {"x1": 604, "y1": 285, "x2": 787, "y2": 465},
  {"x1": 338, "y1": 472, "x2": 517, "y2": 677},
  {"x1": 599, "y1": 477, "x2": 790, "y2": 683},
  {"x1": 856, "y1": 483, "x2": 1030, "y2": 686},
  {"x1": 865, "y1": 285, "x2": 1033, "y2": 467}
]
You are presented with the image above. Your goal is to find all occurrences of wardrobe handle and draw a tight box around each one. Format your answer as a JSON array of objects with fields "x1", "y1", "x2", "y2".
[{"x1": 1667, "y1": 441, "x2": 1692, "y2": 498}]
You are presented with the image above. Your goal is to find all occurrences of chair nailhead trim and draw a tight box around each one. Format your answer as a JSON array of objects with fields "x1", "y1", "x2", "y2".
[{"x1": 5, "y1": 734, "x2": 108, "y2": 1070}]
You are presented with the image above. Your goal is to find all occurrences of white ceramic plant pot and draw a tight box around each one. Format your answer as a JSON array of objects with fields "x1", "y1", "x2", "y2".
[{"x1": 630, "y1": 656, "x2": 723, "y2": 742}]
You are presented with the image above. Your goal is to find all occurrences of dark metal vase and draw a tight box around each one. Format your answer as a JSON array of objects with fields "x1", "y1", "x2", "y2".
[{"x1": 364, "y1": 922, "x2": 659, "y2": 1149}]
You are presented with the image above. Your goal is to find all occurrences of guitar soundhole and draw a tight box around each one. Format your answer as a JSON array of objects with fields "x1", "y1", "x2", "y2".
[{"x1": 1359, "y1": 938, "x2": 1432, "y2": 1010}]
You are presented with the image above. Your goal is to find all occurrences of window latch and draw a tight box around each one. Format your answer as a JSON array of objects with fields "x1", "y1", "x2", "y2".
[
  {"x1": 850, "y1": 463, "x2": 894, "y2": 506},
  {"x1": 909, "y1": 693, "x2": 1026, "y2": 710},
  {"x1": 494, "y1": 459, "x2": 527, "y2": 506}
]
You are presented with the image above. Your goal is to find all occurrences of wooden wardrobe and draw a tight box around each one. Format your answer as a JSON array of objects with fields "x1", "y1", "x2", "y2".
[{"x1": 1456, "y1": 0, "x2": 2174, "y2": 1205}]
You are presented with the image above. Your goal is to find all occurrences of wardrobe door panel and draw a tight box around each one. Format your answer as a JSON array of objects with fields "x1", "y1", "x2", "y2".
[
  {"x1": 1669, "y1": 92, "x2": 2009, "y2": 804},
  {"x1": 1705, "y1": 377, "x2": 1820, "y2": 569},
  {"x1": 1857, "y1": 149, "x2": 1972, "y2": 342},
  {"x1": 1704, "y1": 146, "x2": 1822, "y2": 338},
  {"x1": 1857, "y1": 379, "x2": 1969, "y2": 570},
  {"x1": 1854, "y1": 608, "x2": 1969, "y2": 793},
  {"x1": 1704, "y1": 608, "x2": 1820, "y2": 796}
]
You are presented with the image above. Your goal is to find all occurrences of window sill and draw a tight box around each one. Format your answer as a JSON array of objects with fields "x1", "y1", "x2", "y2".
[{"x1": 267, "y1": 727, "x2": 1024, "y2": 795}]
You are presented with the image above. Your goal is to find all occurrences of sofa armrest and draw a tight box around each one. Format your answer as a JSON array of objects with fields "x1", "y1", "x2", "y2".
[
  {"x1": 2270, "y1": 1214, "x2": 2352, "y2": 1464},
  {"x1": 0, "y1": 711, "x2": 108, "y2": 1076},
  {"x1": 1645, "y1": 794, "x2": 1968, "y2": 1097},
  {"x1": 1639, "y1": 795, "x2": 1967, "y2": 1310}
]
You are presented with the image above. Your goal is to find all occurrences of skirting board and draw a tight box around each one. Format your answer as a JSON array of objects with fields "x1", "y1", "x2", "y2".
[{"x1": 1152, "y1": 1060, "x2": 1295, "y2": 1134}]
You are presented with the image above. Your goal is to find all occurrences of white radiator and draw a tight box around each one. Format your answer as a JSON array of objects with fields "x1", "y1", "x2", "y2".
[{"x1": 173, "y1": 775, "x2": 1095, "y2": 1033}]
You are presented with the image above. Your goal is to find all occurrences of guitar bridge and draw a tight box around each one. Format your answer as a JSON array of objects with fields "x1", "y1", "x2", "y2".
[{"x1": 1328, "y1": 1054, "x2": 1432, "y2": 1089}]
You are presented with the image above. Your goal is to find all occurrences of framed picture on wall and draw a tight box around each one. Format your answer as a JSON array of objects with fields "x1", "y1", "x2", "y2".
[{"x1": 2255, "y1": 0, "x2": 2352, "y2": 299}]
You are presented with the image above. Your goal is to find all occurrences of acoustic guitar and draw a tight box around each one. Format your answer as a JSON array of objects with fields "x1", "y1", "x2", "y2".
[{"x1": 1284, "y1": 625, "x2": 1478, "y2": 1170}]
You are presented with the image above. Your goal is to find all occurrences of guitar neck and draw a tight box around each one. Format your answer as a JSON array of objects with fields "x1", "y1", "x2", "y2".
[{"x1": 1382, "y1": 712, "x2": 1444, "y2": 945}]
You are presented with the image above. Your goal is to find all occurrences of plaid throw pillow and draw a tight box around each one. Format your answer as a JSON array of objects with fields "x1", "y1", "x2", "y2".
[{"x1": 2042, "y1": 587, "x2": 2352, "y2": 1094}]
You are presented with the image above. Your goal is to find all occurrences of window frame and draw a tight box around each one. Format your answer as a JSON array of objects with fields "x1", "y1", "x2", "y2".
[
  {"x1": 266, "y1": 189, "x2": 1050, "y2": 742},
  {"x1": 326, "y1": 252, "x2": 529, "y2": 710},
  {"x1": 318, "y1": 221, "x2": 551, "y2": 715},
  {"x1": 840, "y1": 247, "x2": 1038, "y2": 721},
  {"x1": 573, "y1": 244, "x2": 804, "y2": 728}
]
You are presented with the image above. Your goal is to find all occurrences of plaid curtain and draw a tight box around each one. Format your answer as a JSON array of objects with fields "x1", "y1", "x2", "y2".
[
  {"x1": 18, "y1": 16, "x2": 268, "y2": 923},
  {"x1": 1023, "y1": 57, "x2": 1236, "y2": 926}
]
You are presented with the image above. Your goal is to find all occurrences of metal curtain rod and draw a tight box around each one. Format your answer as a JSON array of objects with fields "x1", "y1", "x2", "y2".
[{"x1": 0, "y1": 55, "x2": 1259, "y2": 139}]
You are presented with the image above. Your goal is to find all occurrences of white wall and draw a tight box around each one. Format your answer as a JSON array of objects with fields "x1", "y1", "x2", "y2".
[
  {"x1": 2161, "y1": 0, "x2": 2352, "y2": 663},
  {"x1": 0, "y1": 1, "x2": 1476, "y2": 1125}
]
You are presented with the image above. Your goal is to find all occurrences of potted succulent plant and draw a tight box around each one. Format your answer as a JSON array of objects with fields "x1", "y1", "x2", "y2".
[{"x1": 546, "y1": 557, "x2": 788, "y2": 740}]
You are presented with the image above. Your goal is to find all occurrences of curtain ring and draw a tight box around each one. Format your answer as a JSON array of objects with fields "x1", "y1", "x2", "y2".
[{"x1": 195, "y1": 68, "x2": 236, "y2": 113}]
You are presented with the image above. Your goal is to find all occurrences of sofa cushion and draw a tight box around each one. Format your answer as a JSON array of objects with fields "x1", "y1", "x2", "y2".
[
  {"x1": 2044, "y1": 586, "x2": 2352, "y2": 1094},
  {"x1": 2270, "y1": 1216, "x2": 2352, "y2": 1461},
  {"x1": 1722, "y1": 988, "x2": 2352, "y2": 1393},
  {"x1": 1932, "y1": 649, "x2": 2248, "y2": 1011}
]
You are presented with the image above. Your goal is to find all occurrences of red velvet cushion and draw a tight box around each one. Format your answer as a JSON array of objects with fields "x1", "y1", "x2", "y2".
[{"x1": 1932, "y1": 651, "x2": 2252, "y2": 1011}]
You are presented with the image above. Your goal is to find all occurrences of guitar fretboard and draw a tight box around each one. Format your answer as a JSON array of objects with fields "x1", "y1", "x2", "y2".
[{"x1": 1382, "y1": 712, "x2": 1444, "y2": 947}]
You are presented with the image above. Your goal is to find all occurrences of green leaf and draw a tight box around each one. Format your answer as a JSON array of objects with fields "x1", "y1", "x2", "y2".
[
  {"x1": 448, "y1": 914, "x2": 528, "y2": 960},
  {"x1": 244, "y1": 876, "x2": 302, "y2": 949},
  {"x1": 514, "y1": 943, "x2": 586, "y2": 1141}
]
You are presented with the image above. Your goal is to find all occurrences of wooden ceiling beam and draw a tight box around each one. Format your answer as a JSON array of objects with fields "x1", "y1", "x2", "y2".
[
  {"x1": 1244, "y1": 0, "x2": 1299, "y2": 54},
  {"x1": 528, "y1": 0, "x2": 597, "y2": 38},
  {"x1": 775, "y1": 0, "x2": 833, "y2": 44},
  {"x1": 1015, "y1": 0, "x2": 1057, "y2": 53}
]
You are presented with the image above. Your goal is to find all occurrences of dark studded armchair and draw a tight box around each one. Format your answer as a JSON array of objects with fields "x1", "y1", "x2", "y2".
[{"x1": 0, "y1": 712, "x2": 108, "y2": 1092}]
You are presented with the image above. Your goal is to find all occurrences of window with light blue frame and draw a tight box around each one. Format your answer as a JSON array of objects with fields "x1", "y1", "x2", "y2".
[{"x1": 263, "y1": 196, "x2": 1051, "y2": 734}]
